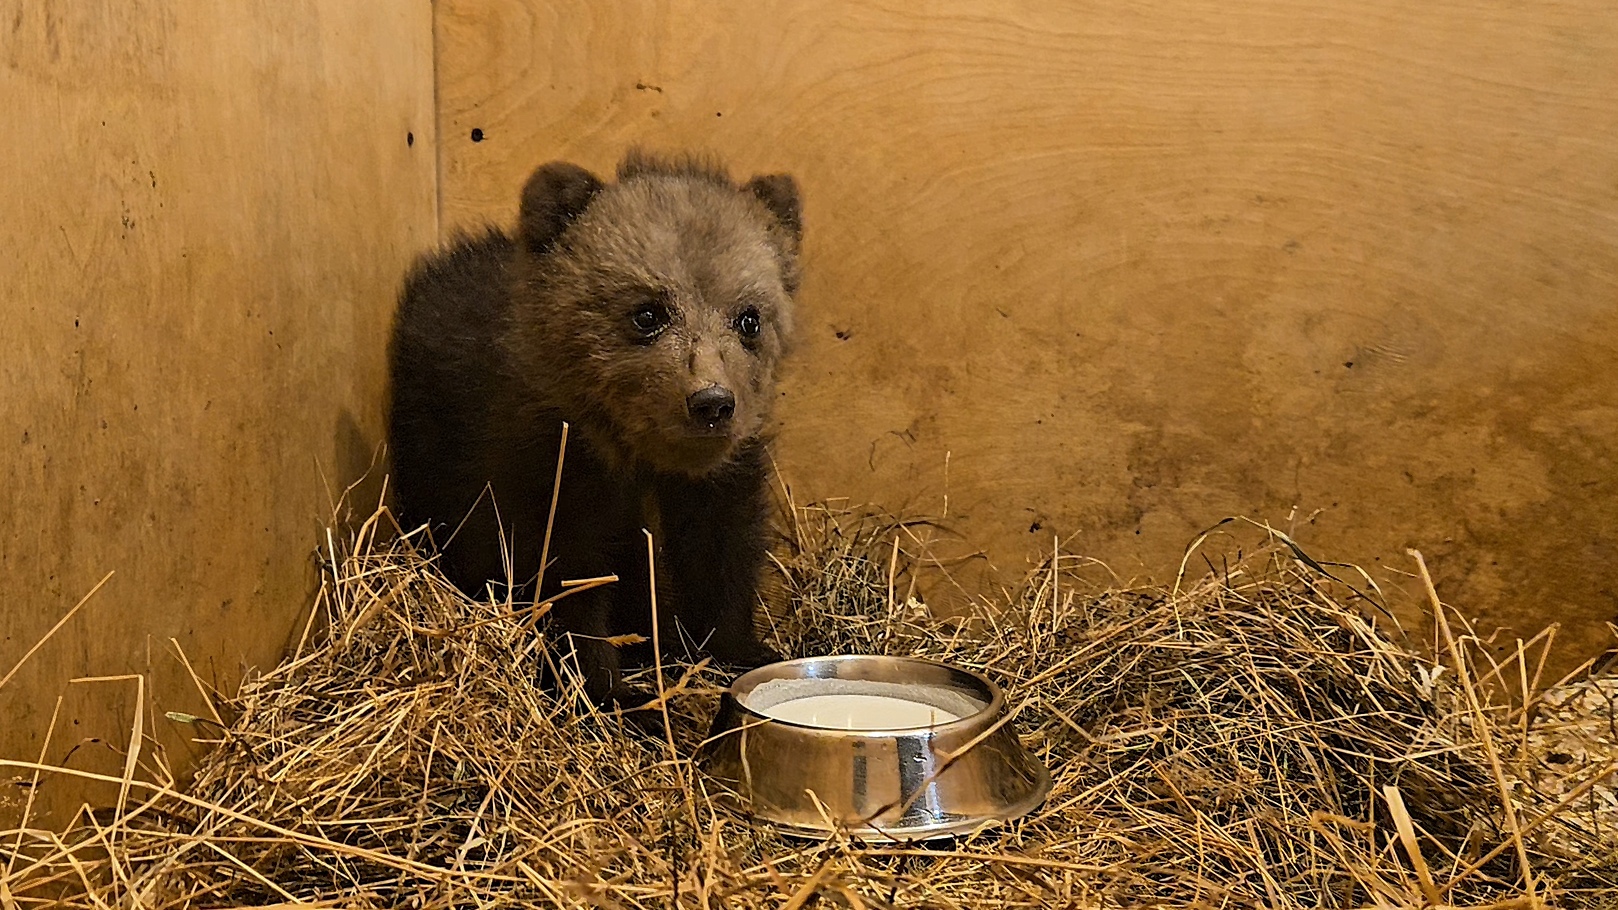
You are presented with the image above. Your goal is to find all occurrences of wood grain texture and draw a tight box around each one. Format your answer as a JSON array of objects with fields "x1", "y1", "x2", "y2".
[
  {"x1": 0, "y1": 2, "x2": 435, "y2": 816},
  {"x1": 436, "y1": 0, "x2": 1618, "y2": 670}
]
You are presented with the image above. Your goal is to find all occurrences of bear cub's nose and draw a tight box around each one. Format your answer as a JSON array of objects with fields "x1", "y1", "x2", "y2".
[{"x1": 687, "y1": 386, "x2": 736, "y2": 427}]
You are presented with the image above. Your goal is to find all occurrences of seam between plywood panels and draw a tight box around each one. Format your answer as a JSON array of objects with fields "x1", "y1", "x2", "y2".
[{"x1": 431, "y1": 0, "x2": 446, "y2": 240}]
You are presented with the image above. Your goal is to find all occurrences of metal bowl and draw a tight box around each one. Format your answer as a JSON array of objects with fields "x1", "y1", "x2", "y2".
[{"x1": 699, "y1": 655, "x2": 1051, "y2": 841}]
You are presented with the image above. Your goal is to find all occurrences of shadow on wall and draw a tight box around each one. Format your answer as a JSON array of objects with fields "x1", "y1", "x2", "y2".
[{"x1": 330, "y1": 408, "x2": 391, "y2": 533}]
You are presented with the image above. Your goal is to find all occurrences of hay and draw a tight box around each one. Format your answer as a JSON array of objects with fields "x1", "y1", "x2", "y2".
[{"x1": 3, "y1": 503, "x2": 1616, "y2": 909}]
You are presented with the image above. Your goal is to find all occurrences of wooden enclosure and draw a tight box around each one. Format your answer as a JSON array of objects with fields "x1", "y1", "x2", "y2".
[
  {"x1": 1, "y1": 2, "x2": 435, "y2": 815},
  {"x1": 4, "y1": 0, "x2": 1616, "y2": 812},
  {"x1": 437, "y1": 0, "x2": 1618, "y2": 657}
]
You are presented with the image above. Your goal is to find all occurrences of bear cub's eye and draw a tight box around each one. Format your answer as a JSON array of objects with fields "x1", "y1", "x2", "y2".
[
  {"x1": 735, "y1": 307, "x2": 762, "y2": 339},
  {"x1": 630, "y1": 300, "x2": 670, "y2": 340}
]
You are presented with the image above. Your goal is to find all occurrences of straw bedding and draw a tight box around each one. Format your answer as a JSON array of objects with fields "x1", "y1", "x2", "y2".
[{"x1": 2, "y1": 504, "x2": 1615, "y2": 908}]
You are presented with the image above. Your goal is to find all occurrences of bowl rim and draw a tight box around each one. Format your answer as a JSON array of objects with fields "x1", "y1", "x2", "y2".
[{"x1": 724, "y1": 654, "x2": 1005, "y2": 735}]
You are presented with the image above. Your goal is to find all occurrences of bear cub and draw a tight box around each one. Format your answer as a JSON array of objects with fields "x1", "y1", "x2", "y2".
[{"x1": 387, "y1": 150, "x2": 802, "y2": 709}]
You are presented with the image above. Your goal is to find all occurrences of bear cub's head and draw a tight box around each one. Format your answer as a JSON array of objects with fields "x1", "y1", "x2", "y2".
[{"x1": 507, "y1": 150, "x2": 803, "y2": 477}]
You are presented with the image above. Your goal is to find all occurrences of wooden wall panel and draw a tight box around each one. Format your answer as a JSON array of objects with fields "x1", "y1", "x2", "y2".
[
  {"x1": 0, "y1": 2, "x2": 436, "y2": 816},
  {"x1": 434, "y1": 1, "x2": 1618, "y2": 671}
]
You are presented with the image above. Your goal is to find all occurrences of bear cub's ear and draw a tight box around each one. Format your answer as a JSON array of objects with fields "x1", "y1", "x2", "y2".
[
  {"x1": 518, "y1": 162, "x2": 604, "y2": 257},
  {"x1": 743, "y1": 173, "x2": 802, "y2": 241}
]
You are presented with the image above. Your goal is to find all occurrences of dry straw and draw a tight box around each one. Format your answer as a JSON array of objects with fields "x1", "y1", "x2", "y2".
[{"x1": 2, "y1": 503, "x2": 1615, "y2": 909}]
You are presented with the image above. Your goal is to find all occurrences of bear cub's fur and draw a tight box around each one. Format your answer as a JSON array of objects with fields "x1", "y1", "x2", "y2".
[{"x1": 387, "y1": 151, "x2": 802, "y2": 708}]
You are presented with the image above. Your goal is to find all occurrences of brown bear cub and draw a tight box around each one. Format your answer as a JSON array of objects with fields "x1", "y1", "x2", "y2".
[{"x1": 387, "y1": 151, "x2": 801, "y2": 710}]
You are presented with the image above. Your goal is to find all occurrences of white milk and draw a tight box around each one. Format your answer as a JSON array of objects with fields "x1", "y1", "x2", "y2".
[{"x1": 761, "y1": 693, "x2": 961, "y2": 730}]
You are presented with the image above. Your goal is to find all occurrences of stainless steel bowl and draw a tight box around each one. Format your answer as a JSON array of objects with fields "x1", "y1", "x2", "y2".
[{"x1": 700, "y1": 655, "x2": 1051, "y2": 841}]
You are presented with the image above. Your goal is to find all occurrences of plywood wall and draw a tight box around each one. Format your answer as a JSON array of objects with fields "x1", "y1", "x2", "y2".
[
  {"x1": 435, "y1": 0, "x2": 1618, "y2": 668},
  {"x1": 0, "y1": 2, "x2": 436, "y2": 816}
]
